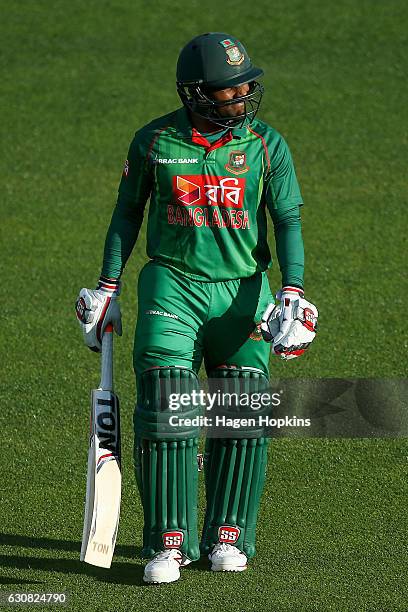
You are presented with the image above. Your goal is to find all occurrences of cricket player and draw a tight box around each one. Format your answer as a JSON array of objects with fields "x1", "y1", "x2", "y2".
[{"x1": 76, "y1": 32, "x2": 317, "y2": 583}]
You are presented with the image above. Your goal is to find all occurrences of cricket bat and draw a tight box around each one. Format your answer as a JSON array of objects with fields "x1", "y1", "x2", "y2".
[{"x1": 80, "y1": 323, "x2": 121, "y2": 568}]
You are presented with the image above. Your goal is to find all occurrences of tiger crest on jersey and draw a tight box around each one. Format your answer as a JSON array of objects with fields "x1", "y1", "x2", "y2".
[{"x1": 225, "y1": 150, "x2": 249, "y2": 175}]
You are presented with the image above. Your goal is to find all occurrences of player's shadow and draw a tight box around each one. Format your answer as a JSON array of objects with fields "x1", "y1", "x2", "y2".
[{"x1": 0, "y1": 532, "x2": 146, "y2": 585}]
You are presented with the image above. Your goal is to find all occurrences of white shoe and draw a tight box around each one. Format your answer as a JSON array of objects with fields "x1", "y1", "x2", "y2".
[
  {"x1": 143, "y1": 550, "x2": 191, "y2": 584},
  {"x1": 208, "y1": 543, "x2": 248, "y2": 572}
]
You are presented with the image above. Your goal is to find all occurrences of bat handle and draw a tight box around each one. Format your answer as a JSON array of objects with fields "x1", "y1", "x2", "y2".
[{"x1": 101, "y1": 323, "x2": 113, "y2": 391}]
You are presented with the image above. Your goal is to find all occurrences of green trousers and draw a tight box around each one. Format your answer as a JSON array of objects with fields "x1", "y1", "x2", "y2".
[{"x1": 133, "y1": 260, "x2": 273, "y2": 383}]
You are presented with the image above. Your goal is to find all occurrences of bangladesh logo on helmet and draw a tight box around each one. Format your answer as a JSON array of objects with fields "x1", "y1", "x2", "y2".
[
  {"x1": 219, "y1": 39, "x2": 245, "y2": 65},
  {"x1": 225, "y1": 150, "x2": 249, "y2": 175}
]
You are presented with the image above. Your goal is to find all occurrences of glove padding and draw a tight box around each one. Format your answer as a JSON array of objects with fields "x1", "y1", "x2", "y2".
[
  {"x1": 75, "y1": 276, "x2": 122, "y2": 352},
  {"x1": 261, "y1": 286, "x2": 318, "y2": 360}
]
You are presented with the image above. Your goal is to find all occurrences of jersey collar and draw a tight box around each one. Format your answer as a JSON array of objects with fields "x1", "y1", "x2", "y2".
[
  {"x1": 175, "y1": 107, "x2": 248, "y2": 147},
  {"x1": 191, "y1": 128, "x2": 233, "y2": 152}
]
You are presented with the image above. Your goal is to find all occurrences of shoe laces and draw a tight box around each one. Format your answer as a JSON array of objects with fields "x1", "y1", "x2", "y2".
[
  {"x1": 213, "y1": 543, "x2": 243, "y2": 556},
  {"x1": 154, "y1": 549, "x2": 182, "y2": 561}
]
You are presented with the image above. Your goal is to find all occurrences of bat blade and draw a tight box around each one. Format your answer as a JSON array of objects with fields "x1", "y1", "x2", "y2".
[{"x1": 80, "y1": 388, "x2": 121, "y2": 568}]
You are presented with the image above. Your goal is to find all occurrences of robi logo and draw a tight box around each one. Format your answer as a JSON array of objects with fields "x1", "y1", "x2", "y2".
[
  {"x1": 173, "y1": 175, "x2": 245, "y2": 208},
  {"x1": 218, "y1": 526, "x2": 241, "y2": 544},
  {"x1": 176, "y1": 176, "x2": 201, "y2": 205},
  {"x1": 162, "y1": 530, "x2": 184, "y2": 549}
]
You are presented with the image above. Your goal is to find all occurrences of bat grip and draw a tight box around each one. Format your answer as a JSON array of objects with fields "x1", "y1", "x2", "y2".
[{"x1": 100, "y1": 324, "x2": 113, "y2": 391}]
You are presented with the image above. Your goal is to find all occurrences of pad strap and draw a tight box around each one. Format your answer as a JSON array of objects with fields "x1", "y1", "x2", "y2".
[{"x1": 135, "y1": 366, "x2": 201, "y2": 440}]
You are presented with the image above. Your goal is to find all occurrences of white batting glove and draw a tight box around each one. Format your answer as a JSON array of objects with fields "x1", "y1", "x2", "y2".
[
  {"x1": 261, "y1": 286, "x2": 318, "y2": 360},
  {"x1": 75, "y1": 276, "x2": 122, "y2": 352}
]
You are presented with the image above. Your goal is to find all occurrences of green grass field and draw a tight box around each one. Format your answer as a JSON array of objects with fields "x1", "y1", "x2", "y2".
[{"x1": 1, "y1": 1, "x2": 407, "y2": 610}]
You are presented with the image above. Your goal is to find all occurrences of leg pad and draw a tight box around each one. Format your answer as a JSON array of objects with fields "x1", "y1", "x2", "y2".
[
  {"x1": 201, "y1": 367, "x2": 270, "y2": 558},
  {"x1": 134, "y1": 367, "x2": 201, "y2": 560}
]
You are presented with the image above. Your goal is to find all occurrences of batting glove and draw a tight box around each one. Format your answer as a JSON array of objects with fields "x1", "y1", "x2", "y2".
[
  {"x1": 261, "y1": 286, "x2": 318, "y2": 360},
  {"x1": 75, "y1": 276, "x2": 122, "y2": 352}
]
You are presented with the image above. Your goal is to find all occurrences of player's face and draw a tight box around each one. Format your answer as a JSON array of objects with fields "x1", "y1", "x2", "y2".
[{"x1": 211, "y1": 82, "x2": 250, "y2": 117}]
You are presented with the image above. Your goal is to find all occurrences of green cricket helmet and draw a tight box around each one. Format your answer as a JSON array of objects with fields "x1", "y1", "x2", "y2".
[{"x1": 177, "y1": 32, "x2": 264, "y2": 128}]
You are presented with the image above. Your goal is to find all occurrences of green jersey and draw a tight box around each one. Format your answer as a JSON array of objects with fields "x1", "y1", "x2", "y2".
[{"x1": 102, "y1": 107, "x2": 304, "y2": 285}]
